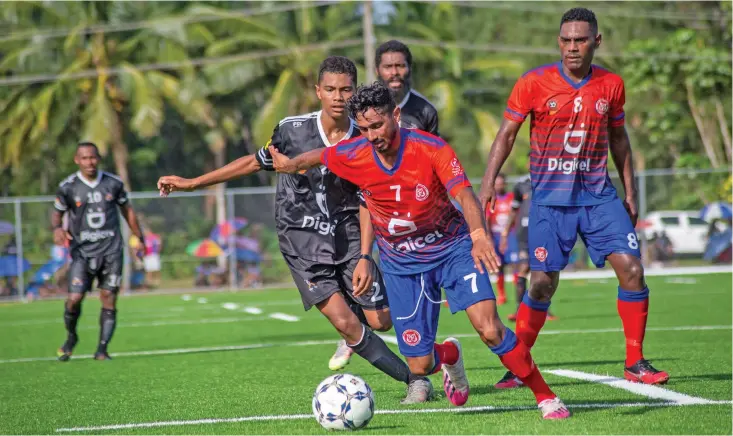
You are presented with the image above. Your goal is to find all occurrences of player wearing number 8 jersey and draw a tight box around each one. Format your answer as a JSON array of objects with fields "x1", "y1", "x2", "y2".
[
  {"x1": 270, "y1": 82, "x2": 571, "y2": 419},
  {"x1": 479, "y1": 7, "x2": 669, "y2": 388}
]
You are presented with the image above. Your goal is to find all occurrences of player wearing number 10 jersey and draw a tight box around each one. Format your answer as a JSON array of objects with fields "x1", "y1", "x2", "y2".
[
  {"x1": 480, "y1": 7, "x2": 669, "y2": 387},
  {"x1": 270, "y1": 82, "x2": 571, "y2": 419}
]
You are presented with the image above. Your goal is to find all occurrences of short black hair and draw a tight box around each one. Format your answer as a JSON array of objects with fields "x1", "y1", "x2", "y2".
[
  {"x1": 347, "y1": 81, "x2": 395, "y2": 119},
  {"x1": 77, "y1": 141, "x2": 100, "y2": 155},
  {"x1": 560, "y1": 7, "x2": 598, "y2": 34},
  {"x1": 375, "y1": 39, "x2": 412, "y2": 68},
  {"x1": 317, "y1": 56, "x2": 357, "y2": 85}
]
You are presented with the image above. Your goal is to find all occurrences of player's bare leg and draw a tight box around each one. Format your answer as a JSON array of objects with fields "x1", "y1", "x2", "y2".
[
  {"x1": 465, "y1": 299, "x2": 570, "y2": 419},
  {"x1": 496, "y1": 265, "x2": 507, "y2": 305},
  {"x1": 317, "y1": 293, "x2": 432, "y2": 404},
  {"x1": 608, "y1": 253, "x2": 669, "y2": 385},
  {"x1": 94, "y1": 289, "x2": 117, "y2": 360},
  {"x1": 507, "y1": 260, "x2": 530, "y2": 322},
  {"x1": 329, "y1": 305, "x2": 392, "y2": 371},
  {"x1": 496, "y1": 271, "x2": 558, "y2": 389},
  {"x1": 58, "y1": 293, "x2": 84, "y2": 361}
]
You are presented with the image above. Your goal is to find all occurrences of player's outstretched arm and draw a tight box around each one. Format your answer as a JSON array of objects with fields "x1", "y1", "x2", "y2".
[
  {"x1": 609, "y1": 125, "x2": 638, "y2": 226},
  {"x1": 157, "y1": 155, "x2": 262, "y2": 196},
  {"x1": 454, "y1": 187, "x2": 501, "y2": 275},
  {"x1": 478, "y1": 119, "x2": 523, "y2": 212},
  {"x1": 269, "y1": 147, "x2": 325, "y2": 174}
]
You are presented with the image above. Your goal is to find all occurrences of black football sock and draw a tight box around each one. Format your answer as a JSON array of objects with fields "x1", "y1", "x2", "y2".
[
  {"x1": 348, "y1": 325, "x2": 412, "y2": 384},
  {"x1": 97, "y1": 308, "x2": 117, "y2": 353},
  {"x1": 64, "y1": 306, "x2": 81, "y2": 338}
]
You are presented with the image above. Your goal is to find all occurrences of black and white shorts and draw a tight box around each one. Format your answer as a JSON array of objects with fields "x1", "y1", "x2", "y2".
[
  {"x1": 68, "y1": 252, "x2": 123, "y2": 294},
  {"x1": 283, "y1": 254, "x2": 388, "y2": 311}
]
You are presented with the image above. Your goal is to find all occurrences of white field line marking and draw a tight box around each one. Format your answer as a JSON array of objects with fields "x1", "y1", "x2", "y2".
[
  {"x1": 547, "y1": 369, "x2": 720, "y2": 405},
  {"x1": 243, "y1": 307, "x2": 263, "y2": 315},
  {"x1": 221, "y1": 302, "x2": 240, "y2": 311},
  {"x1": 196, "y1": 297, "x2": 208, "y2": 304},
  {"x1": 268, "y1": 313, "x2": 299, "y2": 322},
  {"x1": 3, "y1": 324, "x2": 729, "y2": 364},
  {"x1": 55, "y1": 400, "x2": 733, "y2": 432},
  {"x1": 378, "y1": 334, "x2": 399, "y2": 344},
  {"x1": 2, "y1": 339, "x2": 338, "y2": 364}
]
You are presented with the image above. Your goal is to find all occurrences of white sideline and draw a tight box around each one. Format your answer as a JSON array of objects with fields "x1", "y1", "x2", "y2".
[
  {"x1": 3, "y1": 324, "x2": 729, "y2": 365},
  {"x1": 55, "y1": 400, "x2": 732, "y2": 432},
  {"x1": 547, "y1": 369, "x2": 719, "y2": 405}
]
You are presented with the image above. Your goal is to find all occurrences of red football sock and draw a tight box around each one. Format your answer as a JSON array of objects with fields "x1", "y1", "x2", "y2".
[
  {"x1": 617, "y1": 292, "x2": 649, "y2": 367},
  {"x1": 497, "y1": 274, "x2": 506, "y2": 299},
  {"x1": 516, "y1": 300, "x2": 549, "y2": 348},
  {"x1": 499, "y1": 340, "x2": 555, "y2": 404},
  {"x1": 434, "y1": 341, "x2": 459, "y2": 366}
]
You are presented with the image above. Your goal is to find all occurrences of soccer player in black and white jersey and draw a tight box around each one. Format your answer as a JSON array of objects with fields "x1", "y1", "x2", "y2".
[
  {"x1": 158, "y1": 56, "x2": 433, "y2": 404},
  {"x1": 53, "y1": 142, "x2": 146, "y2": 361},
  {"x1": 375, "y1": 40, "x2": 439, "y2": 135}
]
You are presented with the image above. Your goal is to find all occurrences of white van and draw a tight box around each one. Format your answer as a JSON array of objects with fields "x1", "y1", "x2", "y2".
[{"x1": 641, "y1": 211, "x2": 710, "y2": 254}]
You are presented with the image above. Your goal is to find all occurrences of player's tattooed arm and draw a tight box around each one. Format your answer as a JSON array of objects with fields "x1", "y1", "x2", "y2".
[
  {"x1": 454, "y1": 187, "x2": 501, "y2": 274},
  {"x1": 158, "y1": 155, "x2": 262, "y2": 196},
  {"x1": 269, "y1": 147, "x2": 324, "y2": 174},
  {"x1": 609, "y1": 125, "x2": 638, "y2": 226},
  {"x1": 478, "y1": 119, "x2": 523, "y2": 212}
]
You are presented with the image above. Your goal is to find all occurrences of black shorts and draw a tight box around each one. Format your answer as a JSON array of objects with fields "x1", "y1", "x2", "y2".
[
  {"x1": 283, "y1": 254, "x2": 388, "y2": 311},
  {"x1": 69, "y1": 252, "x2": 123, "y2": 294},
  {"x1": 517, "y1": 227, "x2": 529, "y2": 262}
]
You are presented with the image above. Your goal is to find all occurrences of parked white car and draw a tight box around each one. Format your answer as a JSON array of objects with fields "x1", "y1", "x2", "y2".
[{"x1": 641, "y1": 211, "x2": 710, "y2": 254}]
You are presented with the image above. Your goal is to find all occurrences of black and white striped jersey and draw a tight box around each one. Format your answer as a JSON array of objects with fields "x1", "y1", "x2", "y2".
[{"x1": 256, "y1": 111, "x2": 363, "y2": 264}]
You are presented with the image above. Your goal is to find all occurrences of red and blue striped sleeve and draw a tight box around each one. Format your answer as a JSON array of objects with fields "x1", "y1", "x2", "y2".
[{"x1": 431, "y1": 143, "x2": 472, "y2": 198}]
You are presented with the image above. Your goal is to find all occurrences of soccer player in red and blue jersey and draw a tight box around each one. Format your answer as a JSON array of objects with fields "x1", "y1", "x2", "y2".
[
  {"x1": 485, "y1": 173, "x2": 519, "y2": 305},
  {"x1": 479, "y1": 7, "x2": 669, "y2": 387},
  {"x1": 270, "y1": 82, "x2": 571, "y2": 420}
]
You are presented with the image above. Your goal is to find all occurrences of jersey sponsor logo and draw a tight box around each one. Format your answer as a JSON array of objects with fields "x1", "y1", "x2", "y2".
[
  {"x1": 390, "y1": 230, "x2": 445, "y2": 253},
  {"x1": 451, "y1": 158, "x2": 464, "y2": 176},
  {"x1": 415, "y1": 184, "x2": 429, "y2": 201},
  {"x1": 547, "y1": 157, "x2": 592, "y2": 175},
  {"x1": 402, "y1": 329, "x2": 421, "y2": 346},
  {"x1": 547, "y1": 99, "x2": 559, "y2": 115},
  {"x1": 301, "y1": 215, "x2": 336, "y2": 236},
  {"x1": 595, "y1": 98, "x2": 609, "y2": 115},
  {"x1": 86, "y1": 209, "x2": 106, "y2": 229},
  {"x1": 534, "y1": 247, "x2": 547, "y2": 262},
  {"x1": 80, "y1": 230, "x2": 115, "y2": 242}
]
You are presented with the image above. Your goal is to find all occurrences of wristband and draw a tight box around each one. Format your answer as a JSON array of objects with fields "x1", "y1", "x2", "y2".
[
  {"x1": 470, "y1": 228, "x2": 487, "y2": 242},
  {"x1": 359, "y1": 254, "x2": 372, "y2": 261}
]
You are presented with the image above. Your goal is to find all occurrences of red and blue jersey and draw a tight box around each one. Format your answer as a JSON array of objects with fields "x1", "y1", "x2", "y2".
[
  {"x1": 486, "y1": 192, "x2": 514, "y2": 234},
  {"x1": 322, "y1": 128, "x2": 472, "y2": 275},
  {"x1": 504, "y1": 62, "x2": 626, "y2": 206}
]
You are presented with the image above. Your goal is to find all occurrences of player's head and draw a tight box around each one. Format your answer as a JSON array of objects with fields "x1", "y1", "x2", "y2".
[
  {"x1": 316, "y1": 56, "x2": 357, "y2": 120},
  {"x1": 558, "y1": 8, "x2": 601, "y2": 73},
  {"x1": 495, "y1": 173, "x2": 507, "y2": 195},
  {"x1": 75, "y1": 141, "x2": 100, "y2": 177},
  {"x1": 347, "y1": 82, "x2": 400, "y2": 154},
  {"x1": 375, "y1": 40, "x2": 412, "y2": 101}
]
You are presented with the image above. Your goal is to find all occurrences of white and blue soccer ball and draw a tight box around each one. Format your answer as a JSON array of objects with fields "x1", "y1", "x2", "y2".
[{"x1": 312, "y1": 374, "x2": 375, "y2": 430}]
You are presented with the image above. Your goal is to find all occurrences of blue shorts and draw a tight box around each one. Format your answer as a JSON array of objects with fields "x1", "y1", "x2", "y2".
[
  {"x1": 383, "y1": 239, "x2": 495, "y2": 357},
  {"x1": 529, "y1": 198, "x2": 641, "y2": 272},
  {"x1": 492, "y1": 231, "x2": 519, "y2": 265}
]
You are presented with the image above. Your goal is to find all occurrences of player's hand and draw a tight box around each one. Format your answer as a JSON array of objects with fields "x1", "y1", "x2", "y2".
[
  {"x1": 269, "y1": 148, "x2": 297, "y2": 174},
  {"x1": 470, "y1": 229, "x2": 502, "y2": 275},
  {"x1": 352, "y1": 258, "x2": 374, "y2": 297},
  {"x1": 478, "y1": 184, "x2": 496, "y2": 213},
  {"x1": 157, "y1": 176, "x2": 196, "y2": 197},
  {"x1": 53, "y1": 228, "x2": 72, "y2": 246},
  {"x1": 623, "y1": 196, "x2": 639, "y2": 227},
  {"x1": 499, "y1": 234, "x2": 509, "y2": 254}
]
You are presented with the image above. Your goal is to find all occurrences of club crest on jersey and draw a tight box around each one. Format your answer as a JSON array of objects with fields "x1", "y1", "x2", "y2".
[
  {"x1": 547, "y1": 99, "x2": 559, "y2": 115},
  {"x1": 415, "y1": 184, "x2": 429, "y2": 201},
  {"x1": 534, "y1": 247, "x2": 548, "y2": 262},
  {"x1": 362, "y1": 189, "x2": 372, "y2": 197},
  {"x1": 595, "y1": 98, "x2": 609, "y2": 115},
  {"x1": 450, "y1": 158, "x2": 464, "y2": 176},
  {"x1": 74, "y1": 196, "x2": 82, "y2": 207},
  {"x1": 402, "y1": 329, "x2": 421, "y2": 346},
  {"x1": 105, "y1": 193, "x2": 113, "y2": 202}
]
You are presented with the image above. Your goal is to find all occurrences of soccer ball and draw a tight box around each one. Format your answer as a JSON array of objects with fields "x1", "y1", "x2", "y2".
[{"x1": 312, "y1": 374, "x2": 375, "y2": 430}]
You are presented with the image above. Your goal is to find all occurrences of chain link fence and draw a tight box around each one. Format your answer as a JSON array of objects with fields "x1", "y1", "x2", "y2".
[{"x1": 0, "y1": 167, "x2": 729, "y2": 299}]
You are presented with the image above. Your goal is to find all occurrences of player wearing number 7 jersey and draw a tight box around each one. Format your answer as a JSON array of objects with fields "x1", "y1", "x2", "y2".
[
  {"x1": 479, "y1": 7, "x2": 669, "y2": 388},
  {"x1": 270, "y1": 82, "x2": 571, "y2": 420}
]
